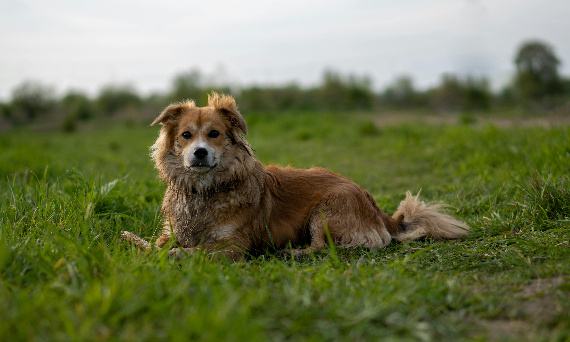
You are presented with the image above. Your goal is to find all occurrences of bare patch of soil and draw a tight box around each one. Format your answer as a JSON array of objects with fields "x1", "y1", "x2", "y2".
[
  {"x1": 476, "y1": 275, "x2": 568, "y2": 341},
  {"x1": 519, "y1": 275, "x2": 566, "y2": 322},
  {"x1": 478, "y1": 319, "x2": 530, "y2": 341}
]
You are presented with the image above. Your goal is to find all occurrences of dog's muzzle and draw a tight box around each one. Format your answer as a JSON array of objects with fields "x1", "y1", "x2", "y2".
[{"x1": 190, "y1": 147, "x2": 217, "y2": 171}]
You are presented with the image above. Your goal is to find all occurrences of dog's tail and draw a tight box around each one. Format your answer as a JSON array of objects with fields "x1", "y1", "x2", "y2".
[{"x1": 390, "y1": 191, "x2": 470, "y2": 241}]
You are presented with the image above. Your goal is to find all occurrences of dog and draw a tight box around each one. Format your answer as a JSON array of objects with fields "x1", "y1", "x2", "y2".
[{"x1": 121, "y1": 93, "x2": 470, "y2": 261}]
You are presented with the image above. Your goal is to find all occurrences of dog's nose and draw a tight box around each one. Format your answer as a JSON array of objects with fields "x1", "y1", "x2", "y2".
[{"x1": 194, "y1": 148, "x2": 208, "y2": 159}]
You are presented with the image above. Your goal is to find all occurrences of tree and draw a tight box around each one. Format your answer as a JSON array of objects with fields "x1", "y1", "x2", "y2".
[
  {"x1": 61, "y1": 91, "x2": 93, "y2": 121},
  {"x1": 96, "y1": 84, "x2": 141, "y2": 117},
  {"x1": 430, "y1": 74, "x2": 464, "y2": 113},
  {"x1": 317, "y1": 70, "x2": 374, "y2": 111},
  {"x1": 60, "y1": 91, "x2": 94, "y2": 132},
  {"x1": 10, "y1": 80, "x2": 56, "y2": 123},
  {"x1": 382, "y1": 75, "x2": 423, "y2": 108},
  {"x1": 429, "y1": 74, "x2": 492, "y2": 113},
  {"x1": 169, "y1": 69, "x2": 203, "y2": 104},
  {"x1": 463, "y1": 76, "x2": 492, "y2": 112},
  {"x1": 1, "y1": 102, "x2": 12, "y2": 120},
  {"x1": 514, "y1": 40, "x2": 563, "y2": 100}
]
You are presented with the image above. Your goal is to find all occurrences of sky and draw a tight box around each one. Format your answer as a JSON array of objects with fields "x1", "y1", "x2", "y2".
[{"x1": 1, "y1": 0, "x2": 569, "y2": 100}]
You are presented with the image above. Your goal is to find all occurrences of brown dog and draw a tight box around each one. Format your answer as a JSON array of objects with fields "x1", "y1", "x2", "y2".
[{"x1": 121, "y1": 93, "x2": 469, "y2": 260}]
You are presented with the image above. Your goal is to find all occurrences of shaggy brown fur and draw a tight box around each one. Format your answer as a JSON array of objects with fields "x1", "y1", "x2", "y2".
[{"x1": 121, "y1": 93, "x2": 470, "y2": 261}]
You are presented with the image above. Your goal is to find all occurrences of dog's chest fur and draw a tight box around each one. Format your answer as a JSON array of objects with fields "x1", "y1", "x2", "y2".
[{"x1": 162, "y1": 174, "x2": 263, "y2": 248}]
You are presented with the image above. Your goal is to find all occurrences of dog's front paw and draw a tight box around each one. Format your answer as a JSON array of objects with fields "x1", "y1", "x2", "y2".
[
  {"x1": 121, "y1": 231, "x2": 152, "y2": 250},
  {"x1": 168, "y1": 248, "x2": 188, "y2": 260},
  {"x1": 120, "y1": 230, "x2": 136, "y2": 241},
  {"x1": 275, "y1": 249, "x2": 291, "y2": 259},
  {"x1": 276, "y1": 248, "x2": 314, "y2": 259}
]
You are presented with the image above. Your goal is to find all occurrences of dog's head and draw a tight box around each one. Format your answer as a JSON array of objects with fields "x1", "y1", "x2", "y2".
[{"x1": 151, "y1": 93, "x2": 250, "y2": 182}]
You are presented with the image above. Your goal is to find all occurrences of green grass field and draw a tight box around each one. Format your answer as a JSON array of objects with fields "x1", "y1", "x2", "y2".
[{"x1": 1, "y1": 111, "x2": 569, "y2": 341}]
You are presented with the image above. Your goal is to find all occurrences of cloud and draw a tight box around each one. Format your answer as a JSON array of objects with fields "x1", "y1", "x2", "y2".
[{"x1": 0, "y1": 0, "x2": 569, "y2": 99}]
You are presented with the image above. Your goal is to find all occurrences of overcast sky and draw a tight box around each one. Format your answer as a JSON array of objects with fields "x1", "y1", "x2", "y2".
[{"x1": 1, "y1": 0, "x2": 569, "y2": 100}]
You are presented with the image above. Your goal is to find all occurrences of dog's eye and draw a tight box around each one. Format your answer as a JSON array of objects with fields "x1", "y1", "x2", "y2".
[
  {"x1": 208, "y1": 130, "x2": 220, "y2": 138},
  {"x1": 181, "y1": 131, "x2": 192, "y2": 139}
]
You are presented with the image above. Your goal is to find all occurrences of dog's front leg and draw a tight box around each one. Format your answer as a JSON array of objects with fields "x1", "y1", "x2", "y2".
[
  {"x1": 168, "y1": 242, "x2": 245, "y2": 262},
  {"x1": 155, "y1": 231, "x2": 179, "y2": 249},
  {"x1": 121, "y1": 231, "x2": 177, "y2": 251},
  {"x1": 121, "y1": 231, "x2": 152, "y2": 250}
]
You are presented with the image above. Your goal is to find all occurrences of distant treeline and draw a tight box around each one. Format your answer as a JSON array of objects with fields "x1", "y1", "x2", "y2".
[{"x1": 1, "y1": 39, "x2": 569, "y2": 131}]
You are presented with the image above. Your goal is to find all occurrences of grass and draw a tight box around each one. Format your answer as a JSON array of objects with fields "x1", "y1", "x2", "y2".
[{"x1": 1, "y1": 111, "x2": 569, "y2": 341}]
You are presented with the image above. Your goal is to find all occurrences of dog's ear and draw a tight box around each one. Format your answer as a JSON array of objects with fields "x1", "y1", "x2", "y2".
[
  {"x1": 151, "y1": 100, "x2": 196, "y2": 126},
  {"x1": 208, "y1": 92, "x2": 248, "y2": 135}
]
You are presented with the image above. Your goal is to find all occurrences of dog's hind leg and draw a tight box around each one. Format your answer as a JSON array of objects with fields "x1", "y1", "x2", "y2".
[
  {"x1": 318, "y1": 191, "x2": 391, "y2": 247},
  {"x1": 275, "y1": 208, "x2": 332, "y2": 259},
  {"x1": 279, "y1": 191, "x2": 392, "y2": 259}
]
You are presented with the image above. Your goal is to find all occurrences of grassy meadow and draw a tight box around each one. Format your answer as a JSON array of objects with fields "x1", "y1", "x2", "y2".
[{"x1": 1, "y1": 110, "x2": 569, "y2": 341}]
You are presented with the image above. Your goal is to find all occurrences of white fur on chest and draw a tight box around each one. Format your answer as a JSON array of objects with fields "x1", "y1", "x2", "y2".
[{"x1": 208, "y1": 223, "x2": 238, "y2": 241}]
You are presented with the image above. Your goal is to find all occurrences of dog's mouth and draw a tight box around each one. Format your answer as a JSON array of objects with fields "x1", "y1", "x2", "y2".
[{"x1": 190, "y1": 162, "x2": 218, "y2": 172}]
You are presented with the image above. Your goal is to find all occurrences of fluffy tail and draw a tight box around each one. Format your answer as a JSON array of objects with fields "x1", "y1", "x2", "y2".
[{"x1": 391, "y1": 191, "x2": 470, "y2": 241}]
